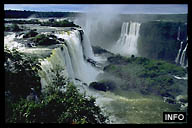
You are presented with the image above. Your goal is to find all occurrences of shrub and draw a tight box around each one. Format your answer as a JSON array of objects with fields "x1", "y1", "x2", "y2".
[
  {"x1": 5, "y1": 19, "x2": 41, "y2": 24},
  {"x1": 40, "y1": 20, "x2": 80, "y2": 27},
  {"x1": 31, "y1": 34, "x2": 59, "y2": 45},
  {"x1": 5, "y1": 24, "x2": 23, "y2": 32},
  {"x1": 4, "y1": 48, "x2": 41, "y2": 99},
  {"x1": 104, "y1": 55, "x2": 187, "y2": 100},
  {"x1": 7, "y1": 79, "x2": 107, "y2": 124},
  {"x1": 23, "y1": 30, "x2": 38, "y2": 38},
  {"x1": 5, "y1": 58, "x2": 108, "y2": 123}
]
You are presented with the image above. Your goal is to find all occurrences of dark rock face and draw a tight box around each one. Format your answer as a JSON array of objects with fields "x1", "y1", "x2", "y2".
[
  {"x1": 87, "y1": 58, "x2": 97, "y2": 66},
  {"x1": 161, "y1": 92, "x2": 175, "y2": 99},
  {"x1": 89, "y1": 81, "x2": 116, "y2": 92},
  {"x1": 107, "y1": 55, "x2": 128, "y2": 65},
  {"x1": 92, "y1": 46, "x2": 113, "y2": 55},
  {"x1": 23, "y1": 30, "x2": 38, "y2": 38},
  {"x1": 77, "y1": 29, "x2": 84, "y2": 42},
  {"x1": 30, "y1": 34, "x2": 59, "y2": 46}
]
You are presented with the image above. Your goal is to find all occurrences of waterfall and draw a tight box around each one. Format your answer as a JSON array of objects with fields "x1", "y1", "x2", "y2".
[
  {"x1": 175, "y1": 26, "x2": 188, "y2": 68},
  {"x1": 54, "y1": 30, "x2": 100, "y2": 84},
  {"x1": 111, "y1": 22, "x2": 141, "y2": 56},
  {"x1": 180, "y1": 43, "x2": 188, "y2": 67},
  {"x1": 4, "y1": 33, "x2": 25, "y2": 50},
  {"x1": 175, "y1": 41, "x2": 183, "y2": 64},
  {"x1": 38, "y1": 48, "x2": 70, "y2": 90},
  {"x1": 177, "y1": 26, "x2": 180, "y2": 41},
  {"x1": 81, "y1": 30, "x2": 95, "y2": 60},
  {"x1": 39, "y1": 29, "x2": 100, "y2": 90}
]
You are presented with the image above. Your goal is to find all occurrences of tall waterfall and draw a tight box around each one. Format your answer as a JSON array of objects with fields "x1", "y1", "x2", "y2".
[
  {"x1": 175, "y1": 26, "x2": 188, "y2": 68},
  {"x1": 56, "y1": 30, "x2": 100, "y2": 84},
  {"x1": 4, "y1": 33, "x2": 25, "y2": 50},
  {"x1": 111, "y1": 22, "x2": 141, "y2": 56},
  {"x1": 39, "y1": 47, "x2": 72, "y2": 90},
  {"x1": 81, "y1": 31, "x2": 95, "y2": 60},
  {"x1": 175, "y1": 39, "x2": 188, "y2": 68},
  {"x1": 175, "y1": 41, "x2": 183, "y2": 64},
  {"x1": 39, "y1": 29, "x2": 100, "y2": 91},
  {"x1": 180, "y1": 43, "x2": 188, "y2": 67}
]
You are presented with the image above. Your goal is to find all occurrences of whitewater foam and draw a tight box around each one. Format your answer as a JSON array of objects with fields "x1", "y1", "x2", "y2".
[{"x1": 111, "y1": 22, "x2": 141, "y2": 56}]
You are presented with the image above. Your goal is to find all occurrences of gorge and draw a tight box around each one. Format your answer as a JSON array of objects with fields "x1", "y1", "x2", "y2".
[{"x1": 4, "y1": 11, "x2": 188, "y2": 124}]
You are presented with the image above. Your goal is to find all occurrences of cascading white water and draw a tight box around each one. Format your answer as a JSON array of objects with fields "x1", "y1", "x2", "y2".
[
  {"x1": 180, "y1": 43, "x2": 188, "y2": 67},
  {"x1": 175, "y1": 26, "x2": 188, "y2": 68},
  {"x1": 111, "y1": 22, "x2": 141, "y2": 56},
  {"x1": 55, "y1": 30, "x2": 100, "y2": 84},
  {"x1": 81, "y1": 31, "x2": 95, "y2": 60},
  {"x1": 39, "y1": 29, "x2": 100, "y2": 90},
  {"x1": 175, "y1": 41, "x2": 183, "y2": 64},
  {"x1": 39, "y1": 48, "x2": 70, "y2": 90},
  {"x1": 38, "y1": 30, "x2": 119, "y2": 123},
  {"x1": 4, "y1": 33, "x2": 25, "y2": 50}
]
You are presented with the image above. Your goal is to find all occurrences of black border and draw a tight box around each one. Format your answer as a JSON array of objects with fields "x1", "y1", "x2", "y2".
[{"x1": 2, "y1": 0, "x2": 191, "y2": 128}]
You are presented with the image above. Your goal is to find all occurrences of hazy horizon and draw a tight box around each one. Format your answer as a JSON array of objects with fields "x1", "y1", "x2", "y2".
[{"x1": 4, "y1": 4, "x2": 188, "y2": 14}]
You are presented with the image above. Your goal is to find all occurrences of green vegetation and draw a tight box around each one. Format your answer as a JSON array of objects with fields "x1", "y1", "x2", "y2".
[
  {"x1": 109, "y1": 92, "x2": 181, "y2": 124},
  {"x1": 92, "y1": 46, "x2": 113, "y2": 55},
  {"x1": 5, "y1": 19, "x2": 79, "y2": 28},
  {"x1": 5, "y1": 19, "x2": 41, "y2": 24},
  {"x1": 5, "y1": 47, "x2": 41, "y2": 122},
  {"x1": 5, "y1": 10, "x2": 187, "y2": 23},
  {"x1": 98, "y1": 55, "x2": 187, "y2": 123},
  {"x1": 4, "y1": 24, "x2": 23, "y2": 32},
  {"x1": 89, "y1": 80, "x2": 116, "y2": 92},
  {"x1": 7, "y1": 83, "x2": 107, "y2": 123},
  {"x1": 40, "y1": 20, "x2": 80, "y2": 27},
  {"x1": 23, "y1": 29, "x2": 38, "y2": 38},
  {"x1": 137, "y1": 21, "x2": 187, "y2": 62},
  {"x1": 5, "y1": 47, "x2": 41, "y2": 99},
  {"x1": 103, "y1": 55, "x2": 187, "y2": 98},
  {"x1": 5, "y1": 48, "x2": 107, "y2": 123},
  {"x1": 30, "y1": 34, "x2": 59, "y2": 46},
  {"x1": 120, "y1": 14, "x2": 187, "y2": 23},
  {"x1": 5, "y1": 10, "x2": 83, "y2": 18}
]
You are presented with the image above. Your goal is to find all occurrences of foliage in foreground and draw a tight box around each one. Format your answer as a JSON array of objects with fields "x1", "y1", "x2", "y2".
[
  {"x1": 4, "y1": 47, "x2": 41, "y2": 99},
  {"x1": 5, "y1": 48, "x2": 107, "y2": 123},
  {"x1": 7, "y1": 83, "x2": 107, "y2": 124}
]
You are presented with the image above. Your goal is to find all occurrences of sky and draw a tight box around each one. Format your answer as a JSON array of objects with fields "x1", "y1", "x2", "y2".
[{"x1": 4, "y1": 4, "x2": 188, "y2": 14}]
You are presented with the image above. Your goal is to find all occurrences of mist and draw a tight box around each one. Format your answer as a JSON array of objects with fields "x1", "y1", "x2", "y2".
[{"x1": 74, "y1": 5, "x2": 123, "y2": 50}]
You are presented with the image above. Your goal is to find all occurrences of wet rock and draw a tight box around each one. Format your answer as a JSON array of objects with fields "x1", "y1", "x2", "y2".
[
  {"x1": 87, "y1": 58, "x2": 97, "y2": 66},
  {"x1": 89, "y1": 81, "x2": 116, "y2": 92},
  {"x1": 23, "y1": 30, "x2": 38, "y2": 38}
]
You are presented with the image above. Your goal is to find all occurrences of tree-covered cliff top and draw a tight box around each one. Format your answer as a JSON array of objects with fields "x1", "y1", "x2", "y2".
[
  {"x1": 5, "y1": 10, "x2": 85, "y2": 18},
  {"x1": 5, "y1": 10, "x2": 187, "y2": 23}
]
